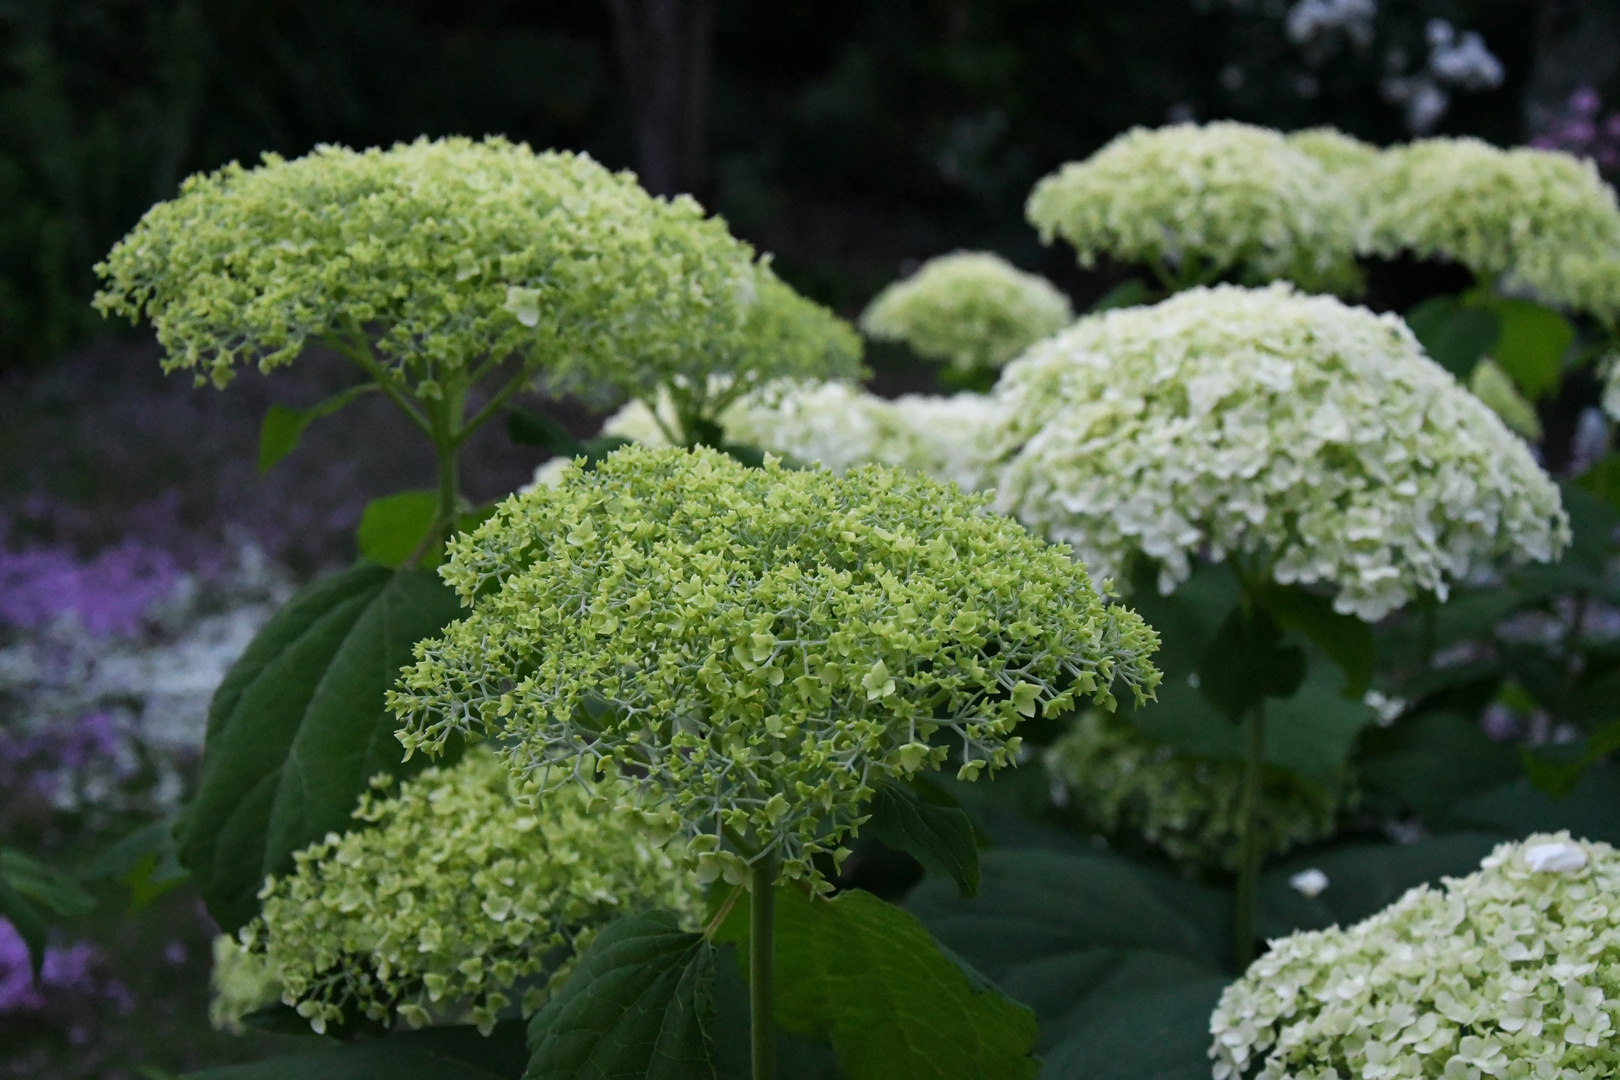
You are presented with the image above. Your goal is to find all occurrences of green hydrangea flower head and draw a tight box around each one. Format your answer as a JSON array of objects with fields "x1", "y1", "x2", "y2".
[
  {"x1": 859, "y1": 252, "x2": 1073, "y2": 372},
  {"x1": 218, "y1": 745, "x2": 700, "y2": 1037},
  {"x1": 92, "y1": 135, "x2": 858, "y2": 420},
  {"x1": 393, "y1": 445, "x2": 1161, "y2": 887},
  {"x1": 1045, "y1": 710, "x2": 1344, "y2": 872},
  {"x1": 1285, "y1": 127, "x2": 1381, "y2": 176},
  {"x1": 1211, "y1": 832, "x2": 1620, "y2": 1080},
  {"x1": 985, "y1": 283, "x2": 1568, "y2": 621},
  {"x1": 1025, "y1": 122, "x2": 1362, "y2": 294},
  {"x1": 1363, "y1": 138, "x2": 1620, "y2": 319},
  {"x1": 601, "y1": 380, "x2": 1003, "y2": 491}
]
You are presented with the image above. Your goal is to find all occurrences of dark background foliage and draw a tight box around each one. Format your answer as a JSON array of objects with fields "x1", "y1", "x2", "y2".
[{"x1": 2, "y1": 0, "x2": 1613, "y2": 375}]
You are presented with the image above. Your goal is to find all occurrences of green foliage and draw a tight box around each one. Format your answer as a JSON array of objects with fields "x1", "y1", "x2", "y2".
[
  {"x1": 179, "y1": 564, "x2": 462, "y2": 931},
  {"x1": 258, "y1": 384, "x2": 378, "y2": 472},
  {"x1": 81, "y1": 818, "x2": 191, "y2": 908},
  {"x1": 863, "y1": 780, "x2": 980, "y2": 898},
  {"x1": 1403, "y1": 295, "x2": 1500, "y2": 378},
  {"x1": 716, "y1": 886, "x2": 1038, "y2": 1080},
  {"x1": 184, "y1": 1021, "x2": 530, "y2": 1080},
  {"x1": 1485, "y1": 296, "x2": 1574, "y2": 401},
  {"x1": 356, "y1": 491, "x2": 439, "y2": 568},
  {"x1": 0, "y1": 848, "x2": 95, "y2": 979},
  {"x1": 525, "y1": 911, "x2": 717, "y2": 1080},
  {"x1": 394, "y1": 446, "x2": 1159, "y2": 885},
  {"x1": 1196, "y1": 605, "x2": 1305, "y2": 720}
]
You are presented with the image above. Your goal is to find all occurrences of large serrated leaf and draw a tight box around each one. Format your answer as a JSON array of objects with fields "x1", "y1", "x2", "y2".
[
  {"x1": 178, "y1": 564, "x2": 462, "y2": 931},
  {"x1": 525, "y1": 910, "x2": 717, "y2": 1080},
  {"x1": 865, "y1": 780, "x2": 980, "y2": 897},
  {"x1": 184, "y1": 1021, "x2": 527, "y2": 1080},
  {"x1": 717, "y1": 886, "x2": 1038, "y2": 1080}
]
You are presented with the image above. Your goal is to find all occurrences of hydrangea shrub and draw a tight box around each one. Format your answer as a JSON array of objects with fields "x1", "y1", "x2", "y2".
[
  {"x1": 218, "y1": 746, "x2": 699, "y2": 1036},
  {"x1": 1211, "y1": 833, "x2": 1620, "y2": 1080},
  {"x1": 1025, "y1": 123, "x2": 1362, "y2": 294},
  {"x1": 393, "y1": 446, "x2": 1160, "y2": 886},
  {"x1": 987, "y1": 283, "x2": 1568, "y2": 620},
  {"x1": 859, "y1": 252, "x2": 1072, "y2": 373}
]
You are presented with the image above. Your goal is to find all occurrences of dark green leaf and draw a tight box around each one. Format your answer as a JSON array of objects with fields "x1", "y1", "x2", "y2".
[
  {"x1": 1360, "y1": 711, "x2": 1523, "y2": 821},
  {"x1": 1255, "y1": 833, "x2": 1506, "y2": 938},
  {"x1": 525, "y1": 910, "x2": 716, "y2": 1080},
  {"x1": 1252, "y1": 583, "x2": 1375, "y2": 698},
  {"x1": 1196, "y1": 605, "x2": 1304, "y2": 720},
  {"x1": 1444, "y1": 762, "x2": 1620, "y2": 843},
  {"x1": 717, "y1": 885, "x2": 1039, "y2": 1080},
  {"x1": 1404, "y1": 297, "x2": 1499, "y2": 379},
  {"x1": 357, "y1": 490, "x2": 439, "y2": 568},
  {"x1": 178, "y1": 564, "x2": 463, "y2": 931},
  {"x1": 258, "y1": 384, "x2": 378, "y2": 473},
  {"x1": 708, "y1": 943, "x2": 841, "y2": 1080},
  {"x1": 1576, "y1": 453, "x2": 1620, "y2": 517},
  {"x1": 508, "y1": 408, "x2": 584, "y2": 454},
  {"x1": 83, "y1": 819, "x2": 190, "y2": 908},
  {"x1": 1036, "y1": 979, "x2": 1229, "y2": 1080},
  {"x1": 182, "y1": 1032, "x2": 516, "y2": 1080},
  {"x1": 580, "y1": 436, "x2": 634, "y2": 465},
  {"x1": 865, "y1": 780, "x2": 980, "y2": 897},
  {"x1": 0, "y1": 848, "x2": 95, "y2": 917},
  {"x1": 1523, "y1": 720, "x2": 1620, "y2": 797},
  {"x1": 1089, "y1": 279, "x2": 1154, "y2": 312},
  {"x1": 1479, "y1": 296, "x2": 1573, "y2": 401},
  {"x1": 0, "y1": 870, "x2": 48, "y2": 980}
]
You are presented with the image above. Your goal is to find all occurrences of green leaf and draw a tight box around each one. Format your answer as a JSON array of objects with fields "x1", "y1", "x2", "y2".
[
  {"x1": 177, "y1": 564, "x2": 463, "y2": 931},
  {"x1": 357, "y1": 490, "x2": 440, "y2": 568},
  {"x1": 525, "y1": 910, "x2": 716, "y2": 1080},
  {"x1": 82, "y1": 819, "x2": 190, "y2": 908},
  {"x1": 0, "y1": 870, "x2": 49, "y2": 981},
  {"x1": 1196, "y1": 604, "x2": 1304, "y2": 720},
  {"x1": 1404, "y1": 297, "x2": 1499, "y2": 379},
  {"x1": 1255, "y1": 833, "x2": 1506, "y2": 938},
  {"x1": 906, "y1": 849, "x2": 1224, "y2": 1065},
  {"x1": 1036, "y1": 979, "x2": 1229, "y2": 1080},
  {"x1": 864, "y1": 780, "x2": 980, "y2": 898},
  {"x1": 717, "y1": 886, "x2": 1039, "y2": 1080},
  {"x1": 1478, "y1": 296, "x2": 1574, "y2": 401},
  {"x1": 1359, "y1": 711, "x2": 1523, "y2": 821},
  {"x1": 1089, "y1": 279, "x2": 1154, "y2": 312},
  {"x1": 1523, "y1": 720, "x2": 1620, "y2": 797},
  {"x1": 508, "y1": 408, "x2": 584, "y2": 454},
  {"x1": 1576, "y1": 452, "x2": 1620, "y2": 517},
  {"x1": 258, "y1": 384, "x2": 378, "y2": 473},
  {"x1": 182, "y1": 1024, "x2": 524, "y2": 1080},
  {"x1": 1445, "y1": 762, "x2": 1620, "y2": 843},
  {"x1": 0, "y1": 849, "x2": 95, "y2": 918},
  {"x1": 1252, "y1": 582, "x2": 1375, "y2": 698}
]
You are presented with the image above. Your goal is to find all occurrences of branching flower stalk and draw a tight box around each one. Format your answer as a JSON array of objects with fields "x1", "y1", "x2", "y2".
[{"x1": 93, "y1": 136, "x2": 861, "y2": 550}]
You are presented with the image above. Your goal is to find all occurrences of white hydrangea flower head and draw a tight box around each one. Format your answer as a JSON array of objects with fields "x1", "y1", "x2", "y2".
[
  {"x1": 986, "y1": 284, "x2": 1569, "y2": 620},
  {"x1": 1285, "y1": 127, "x2": 1382, "y2": 176},
  {"x1": 603, "y1": 381, "x2": 1004, "y2": 491},
  {"x1": 859, "y1": 252, "x2": 1073, "y2": 372},
  {"x1": 1025, "y1": 122, "x2": 1362, "y2": 294},
  {"x1": 1363, "y1": 138, "x2": 1620, "y2": 319},
  {"x1": 226, "y1": 746, "x2": 700, "y2": 1036},
  {"x1": 1045, "y1": 710, "x2": 1345, "y2": 871},
  {"x1": 1210, "y1": 832, "x2": 1620, "y2": 1080}
]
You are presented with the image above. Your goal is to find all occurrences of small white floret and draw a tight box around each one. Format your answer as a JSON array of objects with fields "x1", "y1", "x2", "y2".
[
  {"x1": 1524, "y1": 842, "x2": 1587, "y2": 873},
  {"x1": 1289, "y1": 868, "x2": 1331, "y2": 898}
]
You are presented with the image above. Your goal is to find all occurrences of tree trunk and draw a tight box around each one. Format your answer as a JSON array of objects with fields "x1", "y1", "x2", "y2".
[{"x1": 605, "y1": 0, "x2": 714, "y2": 197}]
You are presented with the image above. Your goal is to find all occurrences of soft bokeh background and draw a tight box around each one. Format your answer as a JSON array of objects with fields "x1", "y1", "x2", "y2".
[{"x1": 2, "y1": 1, "x2": 1618, "y2": 1075}]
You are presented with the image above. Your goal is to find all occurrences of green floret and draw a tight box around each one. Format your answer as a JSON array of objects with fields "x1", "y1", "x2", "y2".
[
  {"x1": 92, "y1": 136, "x2": 858, "y2": 431},
  {"x1": 392, "y1": 445, "x2": 1160, "y2": 887},
  {"x1": 222, "y1": 746, "x2": 700, "y2": 1037},
  {"x1": 860, "y1": 251, "x2": 1073, "y2": 372}
]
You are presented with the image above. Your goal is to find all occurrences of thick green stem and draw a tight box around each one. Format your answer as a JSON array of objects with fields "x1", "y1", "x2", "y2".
[
  {"x1": 1233, "y1": 701, "x2": 1266, "y2": 969},
  {"x1": 750, "y1": 861, "x2": 778, "y2": 1080}
]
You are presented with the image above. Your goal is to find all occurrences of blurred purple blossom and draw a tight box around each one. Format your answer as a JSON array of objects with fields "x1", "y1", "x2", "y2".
[
  {"x1": 0, "y1": 540, "x2": 181, "y2": 638},
  {"x1": 1531, "y1": 86, "x2": 1620, "y2": 174},
  {"x1": 0, "y1": 919, "x2": 106, "y2": 1014}
]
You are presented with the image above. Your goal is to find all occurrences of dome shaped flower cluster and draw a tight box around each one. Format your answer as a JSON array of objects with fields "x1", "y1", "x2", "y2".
[
  {"x1": 859, "y1": 252, "x2": 1073, "y2": 372},
  {"x1": 217, "y1": 746, "x2": 699, "y2": 1036},
  {"x1": 600, "y1": 381, "x2": 1003, "y2": 492},
  {"x1": 393, "y1": 446, "x2": 1160, "y2": 886},
  {"x1": 1210, "y1": 833, "x2": 1620, "y2": 1080},
  {"x1": 987, "y1": 284, "x2": 1568, "y2": 620},
  {"x1": 1025, "y1": 122, "x2": 1362, "y2": 294},
  {"x1": 1363, "y1": 138, "x2": 1620, "y2": 321},
  {"x1": 93, "y1": 136, "x2": 858, "y2": 405},
  {"x1": 1045, "y1": 710, "x2": 1344, "y2": 872}
]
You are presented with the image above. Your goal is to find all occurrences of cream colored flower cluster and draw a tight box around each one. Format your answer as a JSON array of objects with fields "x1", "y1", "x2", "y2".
[
  {"x1": 1045, "y1": 711, "x2": 1343, "y2": 872},
  {"x1": 219, "y1": 746, "x2": 699, "y2": 1036},
  {"x1": 1364, "y1": 138, "x2": 1620, "y2": 321},
  {"x1": 859, "y1": 252, "x2": 1073, "y2": 372},
  {"x1": 599, "y1": 381, "x2": 1002, "y2": 491},
  {"x1": 986, "y1": 284, "x2": 1567, "y2": 620},
  {"x1": 1210, "y1": 833, "x2": 1620, "y2": 1080},
  {"x1": 394, "y1": 446, "x2": 1160, "y2": 887},
  {"x1": 1025, "y1": 122, "x2": 1362, "y2": 294}
]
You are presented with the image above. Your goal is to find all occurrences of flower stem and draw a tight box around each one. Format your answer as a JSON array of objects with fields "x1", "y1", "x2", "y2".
[
  {"x1": 750, "y1": 861, "x2": 778, "y2": 1080},
  {"x1": 1233, "y1": 700, "x2": 1266, "y2": 970}
]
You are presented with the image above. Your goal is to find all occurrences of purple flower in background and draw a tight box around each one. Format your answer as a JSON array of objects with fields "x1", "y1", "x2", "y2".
[
  {"x1": 0, "y1": 539, "x2": 180, "y2": 638},
  {"x1": 0, "y1": 918, "x2": 106, "y2": 1014},
  {"x1": 1531, "y1": 86, "x2": 1620, "y2": 174}
]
